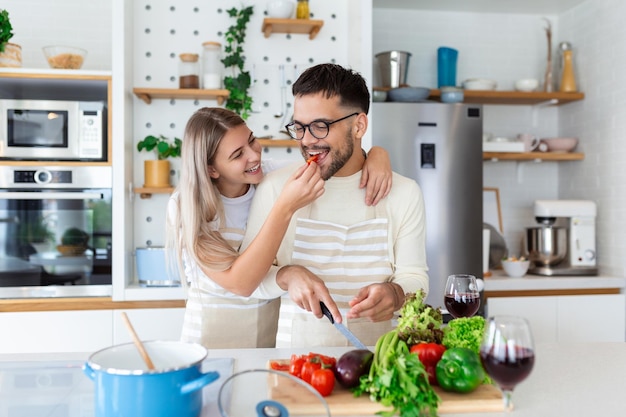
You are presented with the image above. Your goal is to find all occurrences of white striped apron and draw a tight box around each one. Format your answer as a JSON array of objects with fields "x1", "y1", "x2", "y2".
[
  {"x1": 180, "y1": 227, "x2": 279, "y2": 348},
  {"x1": 276, "y1": 202, "x2": 393, "y2": 348}
]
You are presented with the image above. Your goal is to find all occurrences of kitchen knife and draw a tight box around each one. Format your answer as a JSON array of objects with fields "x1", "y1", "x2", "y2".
[{"x1": 319, "y1": 301, "x2": 368, "y2": 350}]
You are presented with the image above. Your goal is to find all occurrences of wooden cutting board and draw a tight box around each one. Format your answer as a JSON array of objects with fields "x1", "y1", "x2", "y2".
[{"x1": 268, "y1": 360, "x2": 504, "y2": 415}]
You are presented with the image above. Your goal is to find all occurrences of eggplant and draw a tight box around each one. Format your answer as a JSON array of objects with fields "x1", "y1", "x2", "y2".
[{"x1": 334, "y1": 349, "x2": 373, "y2": 389}]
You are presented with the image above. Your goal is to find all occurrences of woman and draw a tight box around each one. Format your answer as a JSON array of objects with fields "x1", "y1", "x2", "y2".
[{"x1": 166, "y1": 107, "x2": 391, "y2": 348}]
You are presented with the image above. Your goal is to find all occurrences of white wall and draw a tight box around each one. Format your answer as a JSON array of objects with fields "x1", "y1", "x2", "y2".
[
  {"x1": 373, "y1": 0, "x2": 626, "y2": 276},
  {"x1": 558, "y1": 0, "x2": 626, "y2": 277}
]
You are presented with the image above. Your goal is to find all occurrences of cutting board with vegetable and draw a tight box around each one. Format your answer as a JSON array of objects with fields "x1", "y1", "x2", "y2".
[{"x1": 268, "y1": 359, "x2": 503, "y2": 415}]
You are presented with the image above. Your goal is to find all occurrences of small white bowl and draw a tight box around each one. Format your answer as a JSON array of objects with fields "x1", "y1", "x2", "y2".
[
  {"x1": 502, "y1": 260, "x2": 530, "y2": 278},
  {"x1": 463, "y1": 78, "x2": 497, "y2": 91},
  {"x1": 541, "y1": 137, "x2": 579, "y2": 152},
  {"x1": 266, "y1": 0, "x2": 296, "y2": 18},
  {"x1": 515, "y1": 78, "x2": 539, "y2": 92}
]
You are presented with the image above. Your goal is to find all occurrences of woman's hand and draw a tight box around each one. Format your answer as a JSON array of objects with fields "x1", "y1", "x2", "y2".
[
  {"x1": 360, "y1": 146, "x2": 392, "y2": 206},
  {"x1": 276, "y1": 162, "x2": 325, "y2": 214}
]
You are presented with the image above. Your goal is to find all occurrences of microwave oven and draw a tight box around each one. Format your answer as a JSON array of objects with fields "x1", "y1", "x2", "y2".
[{"x1": 0, "y1": 99, "x2": 106, "y2": 162}]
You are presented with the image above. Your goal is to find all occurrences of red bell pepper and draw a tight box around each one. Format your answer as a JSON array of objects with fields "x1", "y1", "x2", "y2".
[{"x1": 410, "y1": 343, "x2": 447, "y2": 385}]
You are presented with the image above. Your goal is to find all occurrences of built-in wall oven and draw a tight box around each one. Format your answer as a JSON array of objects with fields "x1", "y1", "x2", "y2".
[{"x1": 0, "y1": 166, "x2": 112, "y2": 298}]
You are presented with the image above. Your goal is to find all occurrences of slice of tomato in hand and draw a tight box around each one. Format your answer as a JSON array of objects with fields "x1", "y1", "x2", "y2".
[
  {"x1": 300, "y1": 360, "x2": 322, "y2": 384},
  {"x1": 306, "y1": 154, "x2": 319, "y2": 165},
  {"x1": 289, "y1": 356, "x2": 307, "y2": 378},
  {"x1": 310, "y1": 367, "x2": 335, "y2": 397},
  {"x1": 269, "y1": 360, "x2": 290, "y2": 372}
]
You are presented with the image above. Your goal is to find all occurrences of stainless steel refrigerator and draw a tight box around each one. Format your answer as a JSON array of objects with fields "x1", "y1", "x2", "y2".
[{"x1": 372, "y1": 102, "x2": 483, "y2": 309}]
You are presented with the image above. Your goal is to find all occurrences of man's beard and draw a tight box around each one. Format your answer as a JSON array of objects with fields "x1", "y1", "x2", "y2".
[{"x1": 303, "y1": 132, "x2": 354, "y2": 181}]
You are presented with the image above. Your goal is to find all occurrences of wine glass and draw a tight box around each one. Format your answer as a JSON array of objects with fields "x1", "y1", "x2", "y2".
[
  {"x1": 444, "y1": 274, "x2": 480, "y2": 318},
  {"x1": 480, "y1": 316, "x2": 535, "y2": 412}
]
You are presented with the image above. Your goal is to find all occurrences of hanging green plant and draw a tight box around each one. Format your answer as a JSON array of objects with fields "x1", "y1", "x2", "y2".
[{"x1": 222, "y1": 5, "x2": 254, "y2": 119}]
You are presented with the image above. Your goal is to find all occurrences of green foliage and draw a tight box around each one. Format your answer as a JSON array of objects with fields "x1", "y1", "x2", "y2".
[
  {"x1": 17, "y1": 215, "x2": 55, "y2": 244},
  {"x1": 136, "y1": 134, "x2": 182, "y2": 160},
  {"x1": 61, "y1": 227, "x2": 89, "y2": 246},
  {"x1": 396, "y1": 290, "x2": 444, "y2": 345},
  {"x1": 0, "y1": 9, "x2": 14, "y2": 53},
  {"x1": 222, "y1": 6, "x2": 254, "y2": 119},
  {"x1": 442, "y1": 316, "x2": 486, "y2": 354},
  {"x1": 355, "y1": 329, "x2": 440, "y2": 417}
]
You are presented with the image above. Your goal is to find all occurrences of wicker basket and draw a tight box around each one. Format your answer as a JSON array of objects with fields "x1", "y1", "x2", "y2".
[
  {"x1": 0, "y1": 43, "x2": 22, "y2": 68},
  {"x1": 56, "y1": 245, "x2": 87, "y2": 256}
]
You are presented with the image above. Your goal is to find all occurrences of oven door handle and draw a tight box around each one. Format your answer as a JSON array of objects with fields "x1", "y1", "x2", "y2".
[{"x1": 0, "y1": 192, "x2": 104, "y2": 200}]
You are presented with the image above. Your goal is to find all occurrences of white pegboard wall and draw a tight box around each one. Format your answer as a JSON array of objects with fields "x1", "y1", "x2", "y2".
[{"x1": 132, "y1": 0, "x2": 351, "y2": 249}]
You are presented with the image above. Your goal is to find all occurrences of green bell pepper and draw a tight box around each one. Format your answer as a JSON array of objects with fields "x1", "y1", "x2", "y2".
[{"x1": 435, "y1": 347, "x2": 485, "y2": 393}]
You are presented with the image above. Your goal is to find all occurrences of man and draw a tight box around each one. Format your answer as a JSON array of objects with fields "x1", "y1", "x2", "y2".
[{"x1": 242, "y1": 63, "x2": 429, "y2": 347}]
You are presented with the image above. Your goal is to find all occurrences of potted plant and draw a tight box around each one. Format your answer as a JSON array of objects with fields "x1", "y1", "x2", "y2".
[
  {"x1": 137, "y1": 134, "x2": 182, "y2": 187},
  {"x1": 222, "y1": 6, "x2": 254, "y2": 119},
  {"x1": 0, "y1": 9, "x2": 21, "y2": 67}
]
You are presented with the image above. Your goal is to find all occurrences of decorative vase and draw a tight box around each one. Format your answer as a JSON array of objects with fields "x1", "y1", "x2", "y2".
[
  {"x1": 143, "y1": 160, "x2": 171, "y2": 187},
  {"x1": 0, "y1": 42, "x2": 22, "y2": 67}
]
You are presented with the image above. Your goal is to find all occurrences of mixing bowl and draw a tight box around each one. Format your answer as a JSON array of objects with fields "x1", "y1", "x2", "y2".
[{"x1": 525, "y1": 226, "x2": 567, "y2": 266}]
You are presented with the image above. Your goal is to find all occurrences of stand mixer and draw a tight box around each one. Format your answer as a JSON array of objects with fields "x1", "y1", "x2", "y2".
[{"x1": 525, "y1": 200, "x2": 597, "y2": 276}]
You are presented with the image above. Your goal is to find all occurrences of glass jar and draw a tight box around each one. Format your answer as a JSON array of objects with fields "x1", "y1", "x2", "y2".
[
  {"x1": 178, "y1": 53, "x2": 199, "y2": 89},
  {"x1": 201, "y1": 41, "x2": 222, "y2": 89},
  {"x1": 296, "y1": 0, "x2": 309, "y2": 19}
]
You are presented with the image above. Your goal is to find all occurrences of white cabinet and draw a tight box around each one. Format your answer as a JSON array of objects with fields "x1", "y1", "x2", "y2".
[
  {"x1": 0, "y1": 310, "x2": 113, "y2": 354},
  {"x1": 487, "y1": 294, "x2": 625, "y2": 343},
  {"x1": 0, "y1": 308, "x2": 186, "y2": 354},
  {"x1": 112, "y1": 308, "x2": 185, "y2": 344}
]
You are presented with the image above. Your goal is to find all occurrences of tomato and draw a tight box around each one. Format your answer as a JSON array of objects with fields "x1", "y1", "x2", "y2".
[
  {"x1": 310, "y1": 367, "x2": 335, "y2": 397},
  {"x1": 300, "y1": 360, "x2": 322, "y2": 384},
  {"x1": 269, "y1": 360, "x2": 290, "y2": 372},
  {"x1": 289, "y1": 356, "x2": 306, "y2": 378},
  {"x1": 410, "y1": 343, "x2": 446, "y2": 385}
]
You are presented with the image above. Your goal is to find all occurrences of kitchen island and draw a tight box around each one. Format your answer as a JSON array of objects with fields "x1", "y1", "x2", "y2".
[{"x1": 1, "y1": 342, "x2": 624, "y2": 417}]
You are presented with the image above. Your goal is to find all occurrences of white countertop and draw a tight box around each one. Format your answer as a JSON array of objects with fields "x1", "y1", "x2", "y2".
[
  {"x1": 2, "y1": 343, "x2": 625, "y2": 417},
  {"x1": 484, "y1": 270, "x2": 625, "y2": 292}
]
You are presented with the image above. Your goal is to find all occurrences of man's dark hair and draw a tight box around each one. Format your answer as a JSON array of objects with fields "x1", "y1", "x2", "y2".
[{"x1": 292, "y1": 63, "x2": 370, "y2": 115}]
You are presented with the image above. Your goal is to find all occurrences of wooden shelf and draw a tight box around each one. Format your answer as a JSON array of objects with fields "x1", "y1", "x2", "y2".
[
  {"x1": 132, "y1": 88, "x2": 229, "y2": 105},
  {"x1": 134, "y1": 187, "x2": 174, "y2": 199},
  {"x1": 262, "y1": 18, "x2": 324, "y2": 40},
  {"x1": 483, "y1": 152, "x2": 584, "y2": 161},
  {"x1": 373, "y1": 88, "x2": 585, "y2": 106},
  {"x1": 258, "y1": 139, "x2": 298, "y2": 148}
]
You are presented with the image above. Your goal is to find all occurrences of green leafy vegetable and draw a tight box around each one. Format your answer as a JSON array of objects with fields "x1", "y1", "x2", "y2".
[
  {"x1": 354, "y1": 329, "x2": 440, "y2": 417},
  {"x1": 396, "y1": 290, "x2": 444, "y2": 345},
  {"x1": 442, "y1": 316, "x2": 492, "y2": 384},
  {"x1": 441, "y1": 316, "x2": 486, "y2": 354}
]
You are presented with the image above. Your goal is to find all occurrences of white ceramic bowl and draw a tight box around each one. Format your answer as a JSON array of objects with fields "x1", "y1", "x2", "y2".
[
  {"x1": 372, "y1": 90, "x2": 387, "y2": 102},
  {"x1": 515, "y1": 78, "x2": 539, "y2": 92},
  {"x1": 463, "y1": 78, "x2": 497, "y2": 91},
  {"x1": 43, "y1": 45, "x2": 87, "y2": 69},
  {"x1": 502, "y1": 259, "x2": 530, "y2": 278},
  {"x1": 440, "y1": 86, "x2": 464, "y2": 103},
  {"x1": 541, "y1": 137, "x2": 579, "y2": 152},
  {"x1": 266, "y1": 0, "x2": 296, "y2": 18}
]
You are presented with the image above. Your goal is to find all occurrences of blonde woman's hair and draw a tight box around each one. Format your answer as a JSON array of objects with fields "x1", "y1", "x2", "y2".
[{"x1": 165, "y1": 107, "x2": 246, "y2": 286}]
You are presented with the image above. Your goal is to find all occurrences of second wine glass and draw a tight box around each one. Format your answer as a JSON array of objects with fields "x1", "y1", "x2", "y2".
[{"x1": 444, "y1": 274, "x2": 480, "y2": 318}]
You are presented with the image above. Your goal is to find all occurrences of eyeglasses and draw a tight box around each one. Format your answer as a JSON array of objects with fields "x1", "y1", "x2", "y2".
[{"x1": 285, "y1": 112, "x2": 359, "y2": 140}]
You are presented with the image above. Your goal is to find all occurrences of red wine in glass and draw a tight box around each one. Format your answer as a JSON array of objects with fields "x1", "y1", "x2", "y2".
[
  {"x1": 444, "y1": 293, "x2": 480, "y2": 318},
  {"x1": 444, "y1": 274, "x2": 480, "y2": 318},
  {"x1": 480, "y1": 316, "x2": 535, "y2": 411},
  {"x1": 480, "y1": 346, "x2": 535, "y2": 391}
]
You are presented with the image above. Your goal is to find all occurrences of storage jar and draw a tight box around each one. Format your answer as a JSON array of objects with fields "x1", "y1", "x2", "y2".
[
  {"x1": 201, "y1": 41, "x2": 222, "y2": 89},
  {"x1": 296, "y1": 0, "x2": 309, "y2": 19},
  {"x1": 179, "y1": 53, "x2": 200, "y2": 89}
]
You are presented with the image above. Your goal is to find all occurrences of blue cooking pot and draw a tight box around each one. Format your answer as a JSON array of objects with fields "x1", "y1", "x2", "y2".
[{"x1": 83, "y1": 341, "x2": 219, "y2": 417}]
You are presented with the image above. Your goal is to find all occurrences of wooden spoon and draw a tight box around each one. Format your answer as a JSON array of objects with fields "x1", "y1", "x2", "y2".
[{"x1": 121, "y1": 312, "x2": 156, "y2": 370}]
